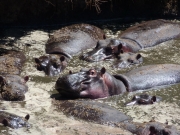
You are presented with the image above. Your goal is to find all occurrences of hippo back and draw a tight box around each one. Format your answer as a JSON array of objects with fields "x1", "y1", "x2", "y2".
[
  {"x1": 118, "y1": 19, "x2": 180, "y2": 49},
  {"x1": 114, "y1": 64, "x2": 180, "y2": 91},
  {"x1": 45, "y1": 24, "x2": 105, "y2": 58}
]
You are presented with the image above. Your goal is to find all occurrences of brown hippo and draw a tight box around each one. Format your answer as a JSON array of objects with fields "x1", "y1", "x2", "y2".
[
  {"x1": 55, "y1": 64, "x2": 180, "y2": 99},
  {"x1": 0, "y1": 49, "x2": 26, "y2": 75},
  {"x1": 0, "y1": 111, "x2": 30, "y2": 129},
  {"x1": 0, "y1": 75, "x2": 29, "y2": 101}
]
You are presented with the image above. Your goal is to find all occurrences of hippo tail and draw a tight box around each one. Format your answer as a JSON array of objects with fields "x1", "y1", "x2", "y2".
[{"x1": 113, "y1": 74, "x2": 132, "y2": 92}]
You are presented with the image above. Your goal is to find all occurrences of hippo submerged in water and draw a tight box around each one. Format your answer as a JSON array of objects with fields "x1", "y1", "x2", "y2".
[
  {"x1": 55, "y1": 64, "x2": 180, "y2": 99},
  {"x1": 81, "y1": 19, "x2": 180, "y2": 68},
  {"x1": 125, "y1": 94, "x2": 162, "y2": 106},
  {"x1": 35, "y1": 23, "x2": 105, "y2": 76},
  {"x1": 53, "y1": 99, "x2": 180, "y2": 134},
  {"x1": 0, "y1": 75, "x2": 29, "y2": 101},
  {"x1": 0, "y1": 111, "x2": 30, "y2": 129}
]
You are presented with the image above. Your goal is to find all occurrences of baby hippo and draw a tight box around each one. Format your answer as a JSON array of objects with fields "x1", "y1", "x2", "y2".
[{"x1": 0, "y1": 75, "x2": 29, "y2": 101}]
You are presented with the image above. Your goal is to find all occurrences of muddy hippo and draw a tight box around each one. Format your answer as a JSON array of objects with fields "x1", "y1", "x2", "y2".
[
  {"x1": 0, "y1": 75, "x2": 29, "y2": 101},
  {"x1": 0, "y1": 111, "x2": 30, "y2": 129},
  {"x1": 53, "y1": 99, "x2": 180, "y2": 134},
  {"x1": 34, "y1": 54, "x2": 67, "y2": 76},
  {"x1": 55, "y1": 64, "x2": 180, "y2": 99},
  {"x1": 81, "y1": 19, "x2": 180, "y2": 65},
  {"x1": 125, "y1": 94, "x2": 161, "y2": 106},
  {"x1": 0, "y1": 49, "x2": 26, "y2": 75},
  {"x1": 45, "y1": 23, "x2": 105, "y2": 58}
]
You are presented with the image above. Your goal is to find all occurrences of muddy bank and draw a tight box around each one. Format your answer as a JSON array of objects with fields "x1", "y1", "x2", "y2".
[{"x1": 0, "y1": 0, "x2": 180, "y2": 25}]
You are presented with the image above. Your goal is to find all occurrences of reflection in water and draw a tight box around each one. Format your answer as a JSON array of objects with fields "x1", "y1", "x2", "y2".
[{"x1": 0, "y1": 20, "x2": 180, "y2": 134}]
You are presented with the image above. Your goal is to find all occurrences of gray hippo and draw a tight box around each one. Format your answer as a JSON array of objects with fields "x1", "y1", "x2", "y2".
[
  {"x1": 36, "y1": 23, "x2": 105, "y2": 76},
  {"x1": 55, "y1": 64, "x2": 180, "y2": 99},
  {"x1": 125, "y1": 94, "x2": 161, "y2": 106},
  {"x1": 53, "y1": 99, "x2": 180, "y2": 134},
  {"x1": 0, "y1": 111, "x2": 30, "y2": 129},
  {"x1": 34, "y1": 54, "x2": 67, "y2": 76},
  {"x1": 81, "y1": 19, "x2": 180, "y2": 66},
  {"x1": 45, "y1": 23, "x2": 105, "y2": 57},
  {"x1": 0, "y1": 75, "x2": 29, "y2": 101},
  {"x1": 0, "y1": 49, "x2": 26, "y2": 75}
]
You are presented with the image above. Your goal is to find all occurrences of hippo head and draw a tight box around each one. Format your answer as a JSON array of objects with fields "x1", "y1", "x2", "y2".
[
  {"x1": 35, "y1": 55, "x2": 67, "y2": 76},
  {"x1": 80, "y1": 38, "x2": 122, "y2": 62},
  {"x1": 2, "y1": 114, "x2": 30, "y2": 129},
  {"x1": 126, "y1": 94, "x2": 161, "y2": 106},
  {"x1": 55, "y1": 67, "x2": 126, "y2": 99},
  {"x1": 114, "y1": 51, "x2": 143, "y2": 68},
  {"x1": 0, "y1": 75, "x2": 29, "y2": 101}
]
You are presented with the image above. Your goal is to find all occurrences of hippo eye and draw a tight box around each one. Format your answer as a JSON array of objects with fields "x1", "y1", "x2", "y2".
[{"x1": 89, "y1": 69, "x2": 96, "y2": 76}]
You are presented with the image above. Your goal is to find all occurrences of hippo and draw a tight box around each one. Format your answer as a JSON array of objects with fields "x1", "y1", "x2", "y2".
[
  {"x1": 81, "y1": 19, "x2": 180, "y2": 65},
  {"x1": 53, "y1": 99, "x2": 180, "y2": 134},
  {"x1": 125, "y1": 94, "x2": 161, "y2": 106},
  {"x1": 36, "y1": 23, "x2": 105, "y2": 76},
  {"x1": 34, "y1": 54, "x2": 67, "y2": 76},
  {"x1": 0, "y1": 75, "x2": 29, "y2": 101},
  {"x1": 55, "y1": 64, "x2": 180, "y2": 99},
  {"x1": 0, "y1": 49, "x2": 26, "y2": 75},
  {"x1": 45, "y1": 23, "x2": 105, "y2": 58},
  {"x1": 0, "y1": 111, "x2": 30, "y2": 129}
]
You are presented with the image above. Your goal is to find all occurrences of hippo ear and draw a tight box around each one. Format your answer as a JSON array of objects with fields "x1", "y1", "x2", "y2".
[
  {"x1": 2, "y1": 119, "x2": 9, "y2": 127},
  {"x1": 53, "y1": 62, "x2": 58, "y2": 69},
  {"x1": 34, "y1": 58, "x2": 40, "y2": 64},
  {"x1": 103, "y1": 34, "x2": 106, "y2": 39},
  {"x1": 136, "y1": 54, "x2": 142, "y2": 60},
  {"x1": 60, "y1": 56, "x2": 65, "y2": 62},
  {"x1": 151, "y1": 96, "x2": 156, "y2": 102},
  {"x1": 100, "y1": 67, "x2": 106, "y2": 75},
  {"x1": 69, "y1": 70, "x2": 72, "y2": 74},
  {"x1": 25, "y1": 114, "x2": 30, "y2": 120},
  {"x1": 24, "y1": 76, "x2": 29, "y2": 82}
]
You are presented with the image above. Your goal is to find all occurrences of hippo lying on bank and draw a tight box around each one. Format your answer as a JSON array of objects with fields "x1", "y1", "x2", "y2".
[
  {"x1": 81, "y1": 19, "x2": 180, "y2": 67},
  {"x1": 125, "y1": 94, "x2": 161, "y2": 106},
  {"x1": 53, "y1": 99, "x2": 180, "y2": 134},
  {"x1": 35, "y1": 23, "x2": 105, "y2": 76},
  {"x1": 0, "y1": 75, "x2": 29, "y2": 101},
  {"x1": 0, "y1": 111, "x2": 30, "y2": 129},
  {"x1": 55, "y1": 64, "x2": 180, "y2": 99},
  {"x1": 0, "y1": 49, "x2": 26, "y2": 75}
]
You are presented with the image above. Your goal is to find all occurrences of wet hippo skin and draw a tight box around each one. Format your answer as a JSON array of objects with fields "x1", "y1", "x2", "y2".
[
  {"x1": 45, "y1": 23, "x2": 105, "y2": 58},
  {"x1": 53, "y1": 99, "x2": 180, "y2": 135},
  {"x1": 125, "y1": 94, "x2": 161, "y2": 106},
  {"x1": 0, "y1": 111, "x2": 30, "y2": 129},
  {"x1": 81, "y1": 19, "x2": 180, "y2": 65},
  {"x1": 55, "y1": 64, "x2": 180, "y2": 99},
  {"x1": 34, "y1": 54, "x2": 67, "y2": 76},
  {"x1": 0, "y1": 75, "x2": 29, "y2": 101}
]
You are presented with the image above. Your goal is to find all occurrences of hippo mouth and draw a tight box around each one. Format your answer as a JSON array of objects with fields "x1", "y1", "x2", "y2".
[{"x1": 55, "y1": 75, "x2": 92, "y2": 98}]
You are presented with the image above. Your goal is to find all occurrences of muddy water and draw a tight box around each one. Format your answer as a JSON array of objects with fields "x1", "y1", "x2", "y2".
[{"x1": 0, "y1": 19, "x2": 180, "y2": 134}]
